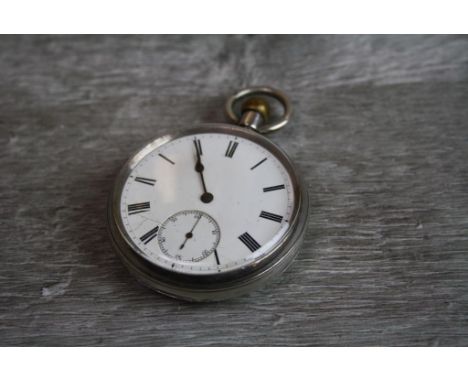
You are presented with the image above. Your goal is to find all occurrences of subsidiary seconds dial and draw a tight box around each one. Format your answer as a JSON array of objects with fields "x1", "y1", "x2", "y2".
[{"x1": 158, "y1": 210, "x2": 221, "y2": 264}]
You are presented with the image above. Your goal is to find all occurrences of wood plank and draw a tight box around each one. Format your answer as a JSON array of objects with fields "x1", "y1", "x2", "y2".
[{"x1": 1, "y1": 35, "x2": 468, "y2": 345}]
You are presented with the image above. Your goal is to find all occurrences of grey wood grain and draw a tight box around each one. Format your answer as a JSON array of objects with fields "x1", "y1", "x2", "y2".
[{"x1": 1, "y1": 35, "x2": 468, "y2": 346}]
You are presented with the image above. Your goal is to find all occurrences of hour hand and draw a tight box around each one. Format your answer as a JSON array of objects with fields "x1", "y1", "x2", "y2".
[{"x1": 193, "y1": 139, "x2": 213, "y2": 204}]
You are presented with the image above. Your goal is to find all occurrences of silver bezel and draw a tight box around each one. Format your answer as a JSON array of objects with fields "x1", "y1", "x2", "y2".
[{"x1": 108, "y1": 123, "x2": 309, "y2": 301}]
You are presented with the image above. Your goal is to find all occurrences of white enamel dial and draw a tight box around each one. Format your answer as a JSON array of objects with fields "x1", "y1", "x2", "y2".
[{"x1": 119, "y1": 132, "x2": 296, "y2": 275}]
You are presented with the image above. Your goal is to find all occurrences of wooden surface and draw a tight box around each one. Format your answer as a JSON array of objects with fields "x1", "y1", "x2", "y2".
[{"x1": 1, "y1": 35, "x2": 468, "y2": 346}]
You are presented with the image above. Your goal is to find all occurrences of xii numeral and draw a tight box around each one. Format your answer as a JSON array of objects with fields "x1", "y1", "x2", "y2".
[
  {"x1": 225, "y1": 141, "x2": 239, "y2": 158},
  {"x1": 194, "y1": 139, "x2": 203, "y2": 156}
]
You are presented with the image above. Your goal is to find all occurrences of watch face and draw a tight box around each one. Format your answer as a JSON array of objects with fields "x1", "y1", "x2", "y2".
[{"x1": 116, "y1": 128, "x2": 298, "y2": 275}]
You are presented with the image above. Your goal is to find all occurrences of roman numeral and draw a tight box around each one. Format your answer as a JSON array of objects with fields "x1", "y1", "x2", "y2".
[
  {"x1": 214, "y1": 249, "x2": 220, "y2": 265},
  {"x1": 134, "y1": 176, "x2": 156, "y2": 186},
  {"x1": 158, "y1": 153, "x2": 175, "y2": 165},
  {"x1": 250, "y1": 157, "x2": 267, "y2": 170},
  {"x1": 238, "y1": 232, "x2": 261, "y2": 252},
  {"x1": 194, "y1": 138, "x2": 202, "y2": 156},
  {"x1": 259, "y1": 211, "x2": 283, "y2": 223},
  {"x1": 140, "y1": 225, "x2": 159, "y2": 244},
  {"x1": 127, "y1": 202, "x2": 150, "y2": 215},
  {"x1": 263, "y1": 184, "x2": 285, "y2": 192},
  {"x1": 225, "y1": 141, "x2": 239, "y2": 158}
]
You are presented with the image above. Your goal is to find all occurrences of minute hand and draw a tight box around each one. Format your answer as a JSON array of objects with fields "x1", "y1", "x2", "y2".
[{"x1": 194, "y1": 140, "x2": 214, "y2": 204}]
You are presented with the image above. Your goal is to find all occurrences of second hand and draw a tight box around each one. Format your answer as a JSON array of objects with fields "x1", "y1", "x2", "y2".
[{"x1": 179, "y1": 214, "x2": 202, "y2": 250}]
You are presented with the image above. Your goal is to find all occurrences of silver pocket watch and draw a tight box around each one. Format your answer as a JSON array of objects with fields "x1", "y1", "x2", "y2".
[{"x1": 108, "y1": 87, "x2": 309, "y2": 301}]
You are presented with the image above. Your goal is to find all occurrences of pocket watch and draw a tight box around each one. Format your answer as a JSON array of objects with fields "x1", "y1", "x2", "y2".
[{"x1": 108, "y1": 87, "x2": 309, "y2": 301}]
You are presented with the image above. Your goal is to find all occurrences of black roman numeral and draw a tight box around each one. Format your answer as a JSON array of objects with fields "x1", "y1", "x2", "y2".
[
  {"x1": 238, "y1": 232, "x2": 261, "y2": 252},
  {"x1": 214, "y1": 249, "x2": 220, "y2": 265},
  {"x1": 127, "y1": 202, "x2": 150, "y2": 215},
  {"x1": 259, "y1": 211, "x2": 283, "y2": 223},
  {"x1": 225, "y1": 141, "x2": 239, "y2": 158},
  {"x1": 158, "y1": 153, "x2": 175, "y2": 165},
  {"x1": 194, "y1": 138, "x2": 202, "y2": 155},
  {"x1": 135, "y1": 176, "x2": 156, "y2": 186},
  {"x1": 140, "y1": 226, "x2": 159, "y2": 244},
  {"x1": 263, "y1": 184, "x2": 285, "y2": 192},
  {"x1": 250, "y1": 157, "x2": 267, "y2": 170}
]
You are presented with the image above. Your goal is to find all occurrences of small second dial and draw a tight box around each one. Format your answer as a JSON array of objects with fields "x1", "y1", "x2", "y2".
[{"x1": 158, "y1": 210, "x2": 220, "y2": 263}]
